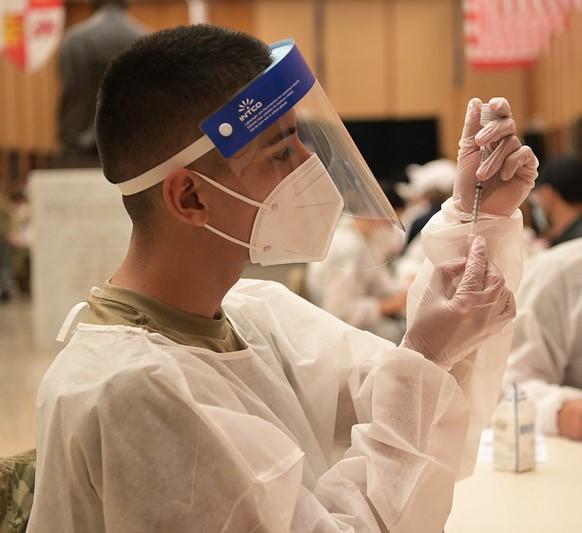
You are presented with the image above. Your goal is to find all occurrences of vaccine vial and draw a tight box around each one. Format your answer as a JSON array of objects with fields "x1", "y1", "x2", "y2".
[{"x1": 492, "y1": 384, "x2": 536, "y2": 473}]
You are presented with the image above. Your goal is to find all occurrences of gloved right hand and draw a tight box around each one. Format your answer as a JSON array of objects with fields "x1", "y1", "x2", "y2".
[
  {"x1": 453, "y1": 97, "x2": 538, "y2": 217},
  {"x1": 401, "y1": 236, "x2": 516, "y2": 369}
]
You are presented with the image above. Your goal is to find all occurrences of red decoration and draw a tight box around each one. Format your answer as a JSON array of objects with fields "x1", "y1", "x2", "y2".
[
  {"x1": 464, "y1": 0, "x2": 580, "y2": 70},
  {"x1": 1, "y1": 0, "x2": 64, "y2": 72}
]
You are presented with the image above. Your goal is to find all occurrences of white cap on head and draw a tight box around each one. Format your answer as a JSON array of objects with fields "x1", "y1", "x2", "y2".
[{"x1": 397, "y1": 159, "x2": 456, "y2": 200}]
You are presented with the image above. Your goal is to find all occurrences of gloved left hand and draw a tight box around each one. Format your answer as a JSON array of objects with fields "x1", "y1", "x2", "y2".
[
  {"x1": 401, "y1": 236, "x2": 516, "y2": 369},
  {"x1": 453, "y1": 97, "x2": 539, "y2": 217}
]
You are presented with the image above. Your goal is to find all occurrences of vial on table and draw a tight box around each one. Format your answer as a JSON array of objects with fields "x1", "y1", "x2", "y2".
[{"x1": 491, "y1": 383, "x2": 536, "y2": 473}]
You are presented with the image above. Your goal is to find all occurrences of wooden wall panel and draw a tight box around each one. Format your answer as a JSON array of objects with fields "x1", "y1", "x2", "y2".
[
  {"x1": 382, "y1": 0, "x2": 397, "y2": 112},
  {"x1": 323, "y1": 0, "x2": 388, "y2": 117},
  {"x1": 0, "y1": 59, "x2": 14, "y2": 147},
  {"x1": 553, "y1": 32, "x2": 568, "y2": 130},
  {"x1": 22, "y1": 63, "x2": 37, "y2": 150},
  {"x1": 37, "y1": 55, "x2": 59, "y2": 151},
  {"x1": 0, "y1": 58, "x2": 32, "y2": 150},
  {"x1": 541, "y1": 47, "x2": 556, "y2": 130},
  {"x1": 463, "y1": 68, "x2": 527, "y2": 129},
  {"x1": 129, "y1": 2, "x2": 189, "y2": 30},
  {"x1": 3, "y1": 0, "x2": 582, "y2": 165},
  {"x1": 528, "y1": 8, "x2": 582, "y2": 147},
  {"x1": 574, "y1": 12, "x2": 582, "y2": 119},
  {"x1": 252, "y1": 0, "x2": 315, "y2": 70},
  {"x1": 208, "y1": 0, "x2": 254, "y2": 33},
  {"x1": 392, "y1": 0, "x2": 457, "y2": 158},
  {"x1": 0, "y1": 62, "x2": 5, "y2": 147},
  {"x1": 392, "y1": 0, "x2": 453, "y2": 117}
]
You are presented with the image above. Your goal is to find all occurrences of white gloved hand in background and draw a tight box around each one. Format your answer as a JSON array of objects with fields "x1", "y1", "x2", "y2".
[
  {"x1": 402, "y1": 236, "x2": 516, "y2": 369},
  {"x1": 453, "y1": 97, "x2": 538, "y2": 217}
]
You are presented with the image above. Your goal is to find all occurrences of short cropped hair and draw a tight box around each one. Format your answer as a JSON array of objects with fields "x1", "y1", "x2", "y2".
[
  {"x1": 537, "y1": 156, "x2": 582, "y2": 204},
  {"x1": 95, "y1": 24, "x2": 271, "y2": 227}
]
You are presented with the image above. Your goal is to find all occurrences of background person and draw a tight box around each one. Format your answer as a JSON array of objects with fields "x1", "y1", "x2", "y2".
[
  {"x1": 529, "y1": 156, "x2": 582, "y2": 247},
  {"x1": 504, "y1": 236, "x2": 582, "y2": 440},
  {"x1": 305, "y1": 182, "x2": 408, "y2": 343},
  {"x1": 57, "y1": 0, "x2": 147, "y2": 167},
  {"x1": 393, "y1": 159, "x2": 456, "y2": 287}
]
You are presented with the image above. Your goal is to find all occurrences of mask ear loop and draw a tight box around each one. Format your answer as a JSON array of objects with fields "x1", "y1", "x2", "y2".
[
  {"x1": 194, "y1": 171, "x2": 271, "y2": 210},
  {"x1": 193, "y1": 170, "x2": 274, "y2": 253},
  {"x1": 203, "y1": 224, "x2": 266, "y2": 251}
]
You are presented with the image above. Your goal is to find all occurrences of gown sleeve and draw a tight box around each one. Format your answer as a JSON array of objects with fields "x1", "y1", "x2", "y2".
[
  {"x1": 504, "y1": 249, "x2": 582, "y2": 434},
  {"x1": 229, "y1": 199, "x2": 524, "y2": 533}
]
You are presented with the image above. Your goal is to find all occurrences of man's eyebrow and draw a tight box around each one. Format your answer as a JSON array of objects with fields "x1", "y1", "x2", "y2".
[{"x1": 264, "y1": 126, "x2": 297, "y2": 147}]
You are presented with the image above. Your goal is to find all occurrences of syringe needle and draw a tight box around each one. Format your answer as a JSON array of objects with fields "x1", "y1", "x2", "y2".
[{"x1": 470, "y1": 180, "x2": 484, "y2": 237}]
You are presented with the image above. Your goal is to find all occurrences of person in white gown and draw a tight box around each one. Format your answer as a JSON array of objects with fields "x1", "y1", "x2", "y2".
[
  {"x1": 27, "y1": 25, "x2": 537, "y2": 533},
  {"x1": 504, "y1": 237, "x2": 582, "y2": 440},
  {"x1": 306, "y1": 183, "x2": 408, "y2": 343}
]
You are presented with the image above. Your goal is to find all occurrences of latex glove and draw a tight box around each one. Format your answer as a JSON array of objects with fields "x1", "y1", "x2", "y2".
[
  {"x1": 558, "y1": 399, "x2": 582, "y2": 441},
  {"x1": 401, "y1": 236, "x2": 516, "y2": 369},
  {"x1": 453, "y1": 97, "x2": 539, "y2": 217}
]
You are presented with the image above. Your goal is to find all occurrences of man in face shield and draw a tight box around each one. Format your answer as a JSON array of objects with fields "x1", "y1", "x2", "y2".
[{"x1": 28, "y1": 25, "x2": 538, "y2": 533}]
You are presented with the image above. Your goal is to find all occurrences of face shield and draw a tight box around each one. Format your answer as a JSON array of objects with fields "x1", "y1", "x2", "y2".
[{"x1": 117, "y1": 39, "x2": 405, "y2": 268}]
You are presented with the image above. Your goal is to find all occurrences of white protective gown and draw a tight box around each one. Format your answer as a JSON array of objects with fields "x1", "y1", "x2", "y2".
[
  {"x1": 504, "y1": 237, "x2": 582, "y2": 434},
  {"x1": 28, "y1": 199, "x2": 523, "y2": 533}
]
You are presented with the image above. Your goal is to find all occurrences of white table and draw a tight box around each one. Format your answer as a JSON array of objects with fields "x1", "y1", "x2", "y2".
[{"x1": 446, "y1": 436, "x2": 582, "y2": 533}]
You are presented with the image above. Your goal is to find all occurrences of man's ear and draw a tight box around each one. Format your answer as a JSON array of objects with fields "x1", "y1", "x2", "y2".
[{"x1": 162, "y1": 168, "x2": 208, "y2": 227}]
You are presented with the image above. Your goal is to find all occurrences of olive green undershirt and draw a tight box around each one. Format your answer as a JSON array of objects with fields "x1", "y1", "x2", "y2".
[{"x1": 84, "y1": 281, "x2": 246, "y2": 353}]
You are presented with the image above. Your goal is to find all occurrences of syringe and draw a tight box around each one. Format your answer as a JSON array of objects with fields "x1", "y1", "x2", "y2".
[
  {"x1": 470, "y1": 182, "x2": 483, "y2": 237},
  {"x1": 470, "y1": 103, "x2": 497, "y2": 237}
]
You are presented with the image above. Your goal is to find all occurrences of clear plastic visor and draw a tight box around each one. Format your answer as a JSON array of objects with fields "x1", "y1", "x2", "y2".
[
  {"x1": 200, "y1": 80, "x2": 405, "y2": 270},
  {"x1": 116, "y1": 41, "x2": 405, "y2": 270}
]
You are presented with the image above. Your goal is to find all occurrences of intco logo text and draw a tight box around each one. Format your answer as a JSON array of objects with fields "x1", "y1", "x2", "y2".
[{"x1": 238, "y1": 98, "x2": 263, "y2": 122}]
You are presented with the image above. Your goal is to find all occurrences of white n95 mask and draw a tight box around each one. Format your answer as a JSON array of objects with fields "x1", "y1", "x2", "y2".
[{"x1": 197, "y1": 154, "x2": 344, "y2": 266}]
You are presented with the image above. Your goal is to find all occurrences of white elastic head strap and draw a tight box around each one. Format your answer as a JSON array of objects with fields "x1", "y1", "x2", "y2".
[
  {"x1": 117, "y1": 135, "x2": 216, "y2": 196},
  {"x1": 116, "y1": 133, "x2": 275, "y2": 253}
]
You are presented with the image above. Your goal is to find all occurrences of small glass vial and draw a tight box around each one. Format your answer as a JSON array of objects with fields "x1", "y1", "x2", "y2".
[{"x1": 492, "y1": 384, "x2": 536, "y2": 472}]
